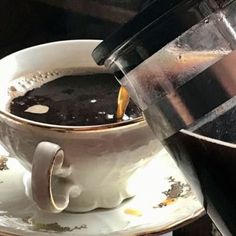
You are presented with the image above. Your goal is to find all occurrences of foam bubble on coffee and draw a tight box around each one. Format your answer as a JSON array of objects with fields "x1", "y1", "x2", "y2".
[
  {"x1": 25, "y1": 104, "x2": 49, "y2": 114},
  {"x1": 6, "y1": 70, "x2": 61, "y2": 112},
  {"x1": 8, "y1": 69, "x2": 75, "y2": 100},
  {"x1": 5, "y1": 67, "x2": 105, "y2": 113}
]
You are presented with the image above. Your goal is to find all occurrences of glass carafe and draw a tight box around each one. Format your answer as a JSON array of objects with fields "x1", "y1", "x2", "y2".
[{"x1": 93, "y1": 0, "x2": 236, "y2": 235}]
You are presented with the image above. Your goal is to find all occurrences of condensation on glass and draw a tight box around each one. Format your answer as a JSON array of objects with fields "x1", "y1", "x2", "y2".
[{"x1": 105, "y1": 0, "x2": 236, "y2": 141}]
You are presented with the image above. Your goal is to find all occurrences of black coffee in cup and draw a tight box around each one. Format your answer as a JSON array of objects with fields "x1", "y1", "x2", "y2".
[{"x1": 9, "y1": 70, "x2": 141, "y2": 126}]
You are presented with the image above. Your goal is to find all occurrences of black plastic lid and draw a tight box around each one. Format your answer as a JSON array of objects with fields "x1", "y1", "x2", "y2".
[{"x1": 92, "y1": 0, "x2": 206, "y2": 65}]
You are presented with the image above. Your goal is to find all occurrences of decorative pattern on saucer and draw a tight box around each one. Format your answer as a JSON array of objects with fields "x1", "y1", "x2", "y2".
[
  {"x1": 0, "y1": 156, "x2": 8, "y2": 171},
  {"x1": 0, "y1": 147, "x2": 204, "y2": 236},
  {"x1": 154, "y1": 177, "x2": 192, "y2": 208}
]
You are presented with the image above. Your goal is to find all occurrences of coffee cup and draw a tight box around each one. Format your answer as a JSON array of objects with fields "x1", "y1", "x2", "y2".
[{"x1": 0, "y1": 40, "x2": 161, "y2": 213}]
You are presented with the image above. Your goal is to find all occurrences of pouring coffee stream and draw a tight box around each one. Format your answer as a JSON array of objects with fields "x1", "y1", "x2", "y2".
[{"x1": 116, "y1": 86, "x2": 130, "y2": 120}]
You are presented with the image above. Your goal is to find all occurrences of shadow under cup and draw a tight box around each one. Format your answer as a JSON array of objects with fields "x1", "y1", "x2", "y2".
[{"x1": 0, "y1": 40, "x2": 162, "y2": 213}]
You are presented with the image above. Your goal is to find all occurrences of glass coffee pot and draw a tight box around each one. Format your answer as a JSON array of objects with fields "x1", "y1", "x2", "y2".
[{"x1": 92, "y1": 0, "x2": 236, "y2": 235}]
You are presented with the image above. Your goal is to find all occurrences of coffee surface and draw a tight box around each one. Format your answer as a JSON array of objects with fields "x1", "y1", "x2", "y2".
[{"x1": 10, "y1": 73, "x2": 141, "y2": 126}]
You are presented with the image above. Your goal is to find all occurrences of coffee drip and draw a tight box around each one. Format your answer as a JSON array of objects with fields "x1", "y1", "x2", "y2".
[{"x1": 116, "y1": 86, "x2": 130, "y2": 120}]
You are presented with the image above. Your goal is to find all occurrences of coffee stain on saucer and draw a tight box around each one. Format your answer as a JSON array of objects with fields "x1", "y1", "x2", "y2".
[
  {"x1": 124, "y1": 208, "x2": 143, "y2": 217},
  {"x1": 154, "y1": 176, "x2": 192, "y2": 208},
  {"x1": 0, "y1": 156, "x2": 9, "y2": 171},
  {"x1": 158, "y1": 198, "x2": 176, "y2": 207}
]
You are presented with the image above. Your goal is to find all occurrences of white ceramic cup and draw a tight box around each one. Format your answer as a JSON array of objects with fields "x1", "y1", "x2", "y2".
[{"x1": 0, "y1": 40, "x2": 162, "y2": 213}]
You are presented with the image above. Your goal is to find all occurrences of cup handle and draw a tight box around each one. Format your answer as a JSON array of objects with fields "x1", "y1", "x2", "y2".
[{"x1": 32, "y1": 141, "x2": 81, "y2": 213}]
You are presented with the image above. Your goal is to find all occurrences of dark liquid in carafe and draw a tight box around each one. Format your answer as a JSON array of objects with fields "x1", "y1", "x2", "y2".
[
  {"x1": 162, "y1": 104, "x2": 236, "y2": 236},
  {"x1": 142, "y1": 51, "x2": 236, "y2": 235}
]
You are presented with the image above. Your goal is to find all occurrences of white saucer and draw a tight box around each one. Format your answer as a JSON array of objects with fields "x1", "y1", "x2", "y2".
[{"x1": 0, "y1": 145, "x2": 204, "y2": 236}]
